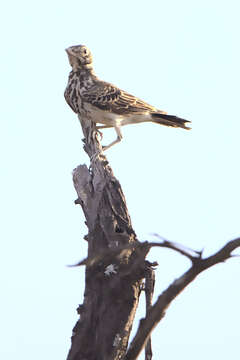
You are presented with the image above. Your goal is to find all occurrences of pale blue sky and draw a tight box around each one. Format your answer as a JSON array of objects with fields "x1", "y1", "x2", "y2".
[{"x1": 1, "y1": 1, "x2": 240, "y2": 359}]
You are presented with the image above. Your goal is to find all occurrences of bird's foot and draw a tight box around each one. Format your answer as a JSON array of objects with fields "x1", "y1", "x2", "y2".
[
  {"x1": 96, "y1": 129, "x2": 103, "y2": 141},
  {"x1": 90, "y1": 150, "x2": 101, "y2": 163}
]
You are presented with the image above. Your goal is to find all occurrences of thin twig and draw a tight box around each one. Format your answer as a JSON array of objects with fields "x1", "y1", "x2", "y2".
[{"x1": 68, "y1": 237, "x2": 201, "y2": 268}]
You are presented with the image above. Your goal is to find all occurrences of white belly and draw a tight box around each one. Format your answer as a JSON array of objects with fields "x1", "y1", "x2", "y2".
[{"x1": 81, "y1": 102, "x2": 151, "y2": 127}]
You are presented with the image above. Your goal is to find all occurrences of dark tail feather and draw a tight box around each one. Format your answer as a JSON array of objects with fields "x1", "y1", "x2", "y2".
[{"x1": 151, "y1": 113, "x2": 191, "y2": 130}]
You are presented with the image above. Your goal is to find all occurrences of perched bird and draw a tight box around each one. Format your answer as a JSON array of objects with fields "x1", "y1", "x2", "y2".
[{"x1": 64, "y1": 45, "x2": 191, "y2": 151}]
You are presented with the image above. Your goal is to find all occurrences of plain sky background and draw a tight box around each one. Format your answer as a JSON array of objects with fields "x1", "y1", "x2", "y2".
[{"x1": 1, "y1": 1, "x2": 240, "y2": 359}]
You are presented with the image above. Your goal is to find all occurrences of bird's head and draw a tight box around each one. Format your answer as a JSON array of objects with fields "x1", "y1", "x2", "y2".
[{"x1": 65, "y1": 45, "x2": 93, "y2": 72}]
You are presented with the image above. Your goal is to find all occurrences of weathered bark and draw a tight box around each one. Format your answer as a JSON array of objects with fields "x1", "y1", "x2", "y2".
[
  {"x1": 66, "y1": 114, "x2": 240, "y2": 360},
  {"x1": 124, "y1": 237, "x2": 240, "y2": 360},
  {"x1": 66, "y1": 116, "x2": 147, "y2": 360}
]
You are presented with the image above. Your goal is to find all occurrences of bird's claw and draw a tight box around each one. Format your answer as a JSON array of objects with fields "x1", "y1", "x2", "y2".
[
  {"x1": 96, "y1": 129, "x2": 103, "y2": 141},
  {"x1": 90, "y1": 150, "x2": 101, "y2": 163}
]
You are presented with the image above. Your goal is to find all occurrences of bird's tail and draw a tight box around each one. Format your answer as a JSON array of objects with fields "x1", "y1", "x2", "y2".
[{"x1": 151, "y1": 113, "x2": 191, "y2": 130}]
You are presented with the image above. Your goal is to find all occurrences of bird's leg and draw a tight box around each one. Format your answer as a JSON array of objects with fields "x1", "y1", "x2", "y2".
[
  {"x1": 102, "y1": 126, "x2": 123, "y2": 151},
  {"x1": 90, "y1": 125, "x2": 114, "y2": 163},
  {"x1": 90, "y1": 125, "x2": 122, "y2": 163},
  {"x1": 96, "y1": 124, "x2": 113, "y2": 141}
]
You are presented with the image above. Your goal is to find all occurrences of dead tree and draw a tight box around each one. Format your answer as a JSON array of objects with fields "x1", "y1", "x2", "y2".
[{"x1": 66, "y1": 115, "x2": 240, "y2": 360}]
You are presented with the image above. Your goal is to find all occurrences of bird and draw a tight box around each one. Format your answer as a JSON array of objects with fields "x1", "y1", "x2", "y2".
[{"x1": 64, "y1": 45, "x2": 191, "y2": 151}]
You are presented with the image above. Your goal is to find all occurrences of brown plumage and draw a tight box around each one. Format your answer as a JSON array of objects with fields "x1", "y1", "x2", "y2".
[{"x1": 65, "y1": 44, "x2": 191, "y2": 150}]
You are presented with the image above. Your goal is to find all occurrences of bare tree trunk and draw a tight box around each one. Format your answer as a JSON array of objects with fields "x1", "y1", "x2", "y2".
[
  {"x1": 66, "y1": 116, "x2": 147, "y2": 360},
  {"x1": 66, "y1": 115, "x2": 240, "y2": 360}
]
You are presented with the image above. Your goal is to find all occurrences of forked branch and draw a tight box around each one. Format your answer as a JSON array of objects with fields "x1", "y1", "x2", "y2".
[
  {"x1": 66, "y1": 109, "x2": 239, "y2": 360},
  {"x1": 124, "y1": 237, "x2": 240, "y2": 360}
]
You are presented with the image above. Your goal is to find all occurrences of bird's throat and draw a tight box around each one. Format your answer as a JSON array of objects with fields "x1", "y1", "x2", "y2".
[{"x1": 77, "y1": 69, "x2": 95, "y2": 92}]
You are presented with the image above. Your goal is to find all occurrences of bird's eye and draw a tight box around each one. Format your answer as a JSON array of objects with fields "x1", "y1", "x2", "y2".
[{"x1": 83, "y1": 48, "x2": 88, "y2": 55}]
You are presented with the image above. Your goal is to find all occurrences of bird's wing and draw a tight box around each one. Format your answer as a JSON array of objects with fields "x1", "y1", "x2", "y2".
[{"x1": 81, "y1": 81, "x2": 164, "y2": 115}]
